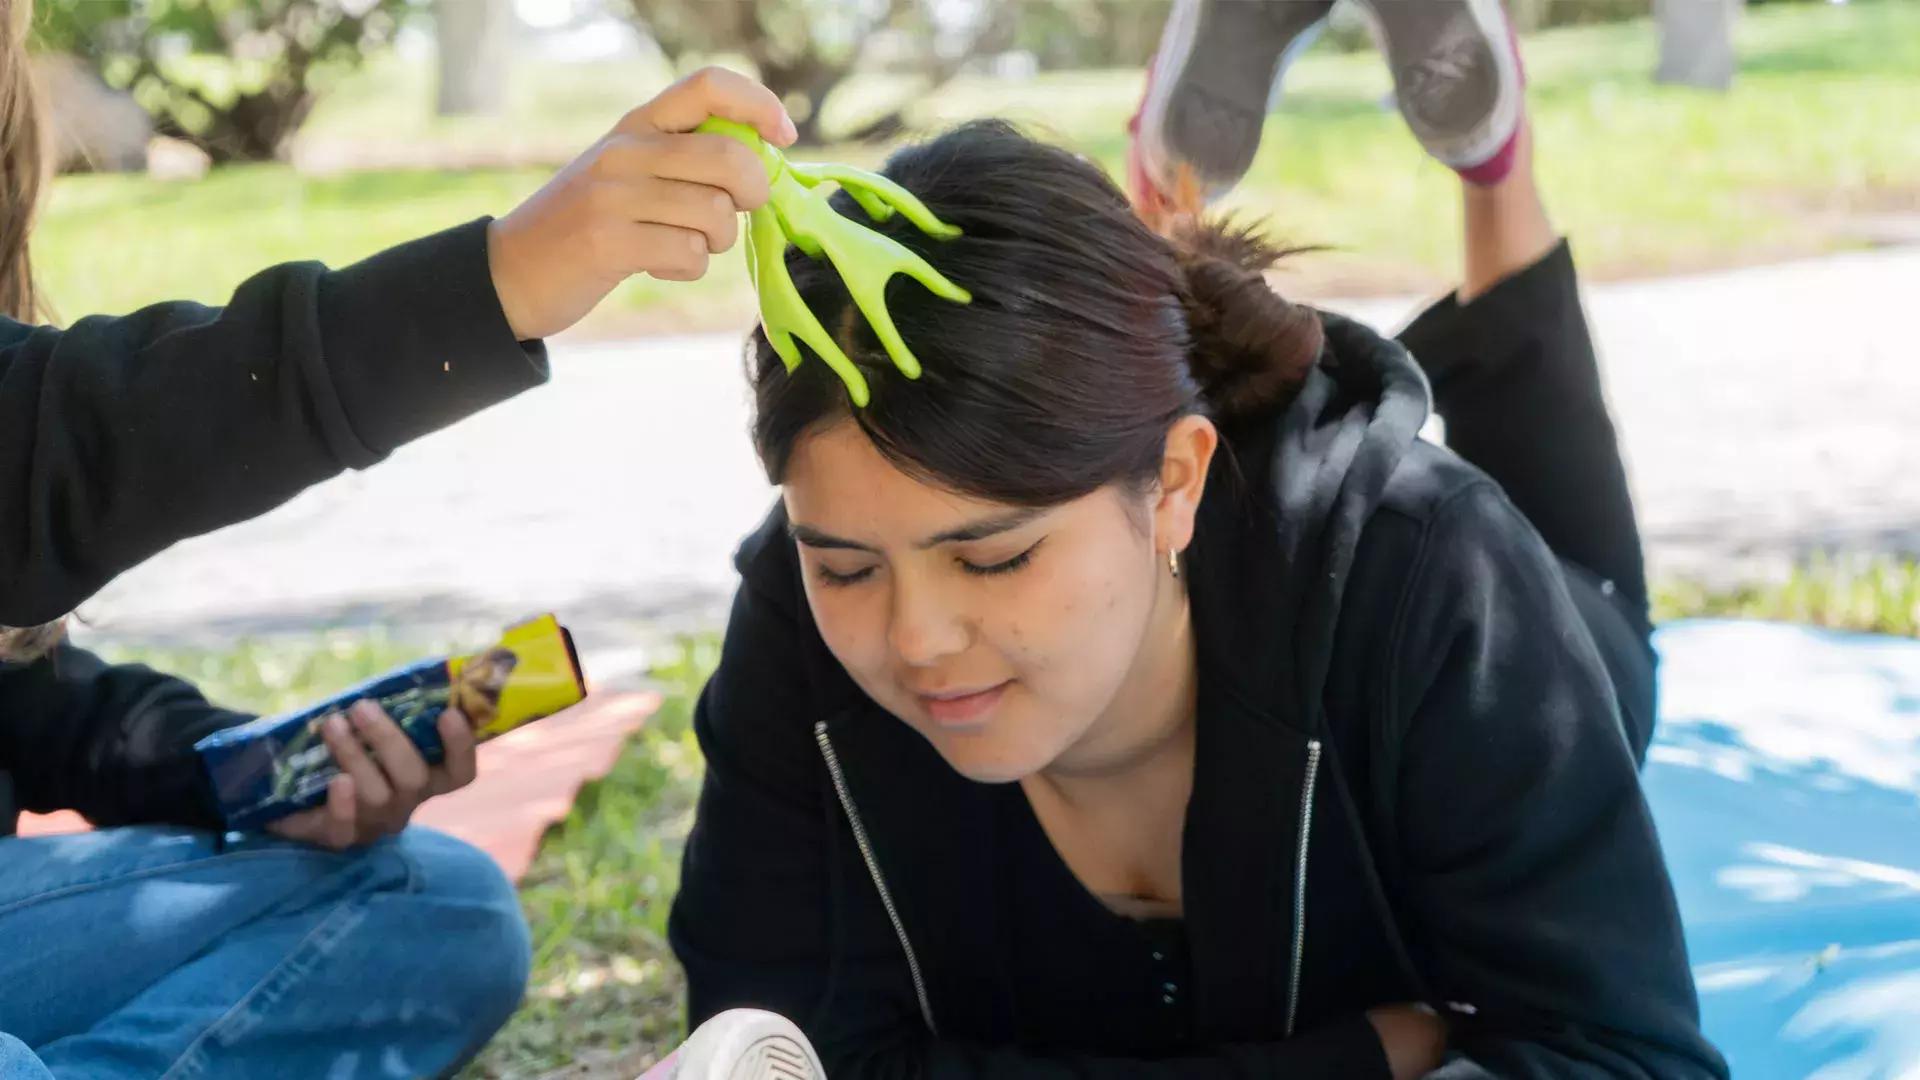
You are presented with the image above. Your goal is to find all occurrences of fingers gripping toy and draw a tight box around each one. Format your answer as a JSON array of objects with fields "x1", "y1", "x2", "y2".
[{"x1": 696, "y1": 118, "x2": 971, "y2": 407}]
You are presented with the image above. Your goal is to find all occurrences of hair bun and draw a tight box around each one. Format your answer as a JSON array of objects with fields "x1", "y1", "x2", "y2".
[
  {"x1": 1134, "y1": 166, "x2": 1323, "y2": 421},
  {"x1": 1171, "y1": 217, "x2": 1324, "y2": 420}
]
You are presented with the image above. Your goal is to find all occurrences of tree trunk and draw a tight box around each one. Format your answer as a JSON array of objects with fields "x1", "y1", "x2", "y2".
[
  {"x1": 747, "y1": 28, "x2": 852, "y2": 145},
  {"x1": 437, "y1": 0, "x2": 514, "y2": 117},
  {"x1": 1655, "y1": 0, "x2": 1742, "y2": 90},
  {"x1": 222, "y1": 87, "x2": 316, "y2": 162},
  {"x1": 783, "y1": 65, "x2": 851, "y2": 145}
]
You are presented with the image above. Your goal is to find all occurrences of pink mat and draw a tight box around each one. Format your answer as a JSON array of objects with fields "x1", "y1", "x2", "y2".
[{"x1": 14, "y1": 691, "x2": 662, "y2": 883}]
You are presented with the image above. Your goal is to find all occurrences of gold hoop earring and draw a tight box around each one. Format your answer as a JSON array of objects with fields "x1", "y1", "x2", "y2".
[{"x1": 1168, "y1": 548, "x2": 1181, "y2": 579}]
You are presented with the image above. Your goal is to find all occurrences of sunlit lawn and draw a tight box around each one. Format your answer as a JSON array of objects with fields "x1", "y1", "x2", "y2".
[
  {"x1": 47, "y1": 2, "x2": 1920, "y2": 1073},
  {"x1": 35, "y1": 0, "x2": 1920, "y2": 335}
]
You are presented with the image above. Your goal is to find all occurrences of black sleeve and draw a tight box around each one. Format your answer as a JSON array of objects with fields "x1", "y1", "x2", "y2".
[
  {"x1": 0, "y1": 218, "x2": 548, "y2": 626},
  {"x1": 669, "y1": 578, "x2": 1393, "y2": 1080},
  {"x1": 0, "y1": 641, "x2": 251, "y2": 829},
  {"x1": 1394, "y1": 239, "x2": 1648, "y2": 633},
  {"x1": 1383, "y1": 485, "x2": 1726, "y2": 1080}
]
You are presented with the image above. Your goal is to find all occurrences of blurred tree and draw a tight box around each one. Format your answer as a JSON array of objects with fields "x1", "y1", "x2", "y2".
[
  {"x1": 615, "y1": 0, "x2": 1017, "y2": 144},
  {"x1": 1656, "y1": 0, "x2": 1741, "y2": 89},
  {"x1": 1505, "y1": 0, "x2": 1545, "y2": 32},
  {"x1": 1008, "y1": 0, "x2": 1170, "y2": 70},
  {"x1": 436, "y1": 0, "x2": 513, "y2": 117},
  {"x1": 1545, "y1": 0, "x2": 1652, "y2": 27},
  {"x1": 32, "y1": 0, "x2": 414, "y2": 163}
]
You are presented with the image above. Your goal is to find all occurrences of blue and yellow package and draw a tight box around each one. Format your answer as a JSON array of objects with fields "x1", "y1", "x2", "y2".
[{"x1": 195, "y1": 614, "x2": 585, "y2": 830}]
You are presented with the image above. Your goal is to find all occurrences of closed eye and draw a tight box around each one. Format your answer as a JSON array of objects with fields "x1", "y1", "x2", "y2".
[
  {"x1": 814, "y1": 564, "x2": 877, "y2": 588},
  {"x1": 960, "y1": 539, "x2": 1043, "y2": 578}
]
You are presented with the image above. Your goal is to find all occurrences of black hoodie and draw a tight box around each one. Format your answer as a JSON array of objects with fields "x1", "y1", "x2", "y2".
[
  {"x1": 668, "y1": 311, "x2": 1727, "y2": 1079},
  {"x1": 0, "y1": 219, "x2": 547, "y2": 834}
]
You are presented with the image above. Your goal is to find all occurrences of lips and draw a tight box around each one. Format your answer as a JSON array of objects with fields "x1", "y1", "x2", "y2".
[{"x1": 917, "y1": 682, "x2": 1010, "y2": 728}]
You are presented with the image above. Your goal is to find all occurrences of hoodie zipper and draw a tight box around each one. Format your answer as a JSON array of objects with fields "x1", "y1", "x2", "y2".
[
  {"x1": 1285, "y1": 738, "x2": 1323, "y2": 1037},
  {"x1": 815, "y1": 721, "x2": 938, "y2": 1034},
  {"x1": 814, "y1": 723, "x2": 1320, "y2": 1039}
]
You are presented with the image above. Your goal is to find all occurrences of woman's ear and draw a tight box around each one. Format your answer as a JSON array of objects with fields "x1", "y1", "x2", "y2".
[{"x1": 1154, "y1": 415, "x2": 1218, "y2": 553}]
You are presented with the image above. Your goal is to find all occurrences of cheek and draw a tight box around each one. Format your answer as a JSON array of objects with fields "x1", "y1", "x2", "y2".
[
  {"x1": 804, "y1": 580, "x2": 900, "y2": 692},
  {"x1": 989, "y1": 539, "x2": 1154, "y2": 685}
]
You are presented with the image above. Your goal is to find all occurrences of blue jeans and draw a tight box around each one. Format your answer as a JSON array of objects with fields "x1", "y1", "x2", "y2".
[{"x1": 0, "y1": 826, "x2": 532, "y2": 1080}]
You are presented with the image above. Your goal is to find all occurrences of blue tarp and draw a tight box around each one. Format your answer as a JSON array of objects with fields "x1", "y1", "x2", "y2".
[{"x1": 1647, "y1": 619, "x2": 1920, "y2": 1078}]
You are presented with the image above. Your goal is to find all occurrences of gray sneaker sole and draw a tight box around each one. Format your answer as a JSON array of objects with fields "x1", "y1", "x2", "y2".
[
  {"x1": 1351, "y1": 0, "x2": 1520, "y2": 167},
  {"x1": 1141, "y1": 0, "x2": 1335, "y2": 191}
]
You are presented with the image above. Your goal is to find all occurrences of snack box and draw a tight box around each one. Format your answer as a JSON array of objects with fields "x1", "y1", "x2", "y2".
[{"x1": 195, "y1": 614, "x2": 585, "y2": 830}]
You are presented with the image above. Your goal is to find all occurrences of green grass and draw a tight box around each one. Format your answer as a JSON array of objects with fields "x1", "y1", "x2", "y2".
[
  {"x1": 1211, "y1": 0, "x2": 1920, "y2": 283},
  {"x1": 98, "y1": 629, "x2": 435, "y2": 715},
  {"x1": 1653, "y1": 556, "x2": 1920, "y2": 639},
  {"x1": 90, "y1": 558, "x2": 1920, "y2": 1077},
  {"x1": 34, "y1": 0, "x2": 1920, "y2": 334},
  {"x1": 459, "y1": 639, "x2": 717, "y2": 1080}
]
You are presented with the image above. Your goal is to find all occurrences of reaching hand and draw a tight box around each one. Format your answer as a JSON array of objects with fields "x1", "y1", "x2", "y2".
[{"x1": 486, "y1": 67, "x2": 798, "y2": 341}]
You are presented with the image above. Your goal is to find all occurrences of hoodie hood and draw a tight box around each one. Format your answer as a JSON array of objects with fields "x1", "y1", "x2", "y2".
[{"x1": 1188, "y1": 309, "x2": 1434, "y2": 736}]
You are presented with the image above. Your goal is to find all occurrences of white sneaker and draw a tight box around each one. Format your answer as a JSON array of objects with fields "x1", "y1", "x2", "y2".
[{"x1": 637, "y1": 1009, "x2": 825, "y2": 1080}]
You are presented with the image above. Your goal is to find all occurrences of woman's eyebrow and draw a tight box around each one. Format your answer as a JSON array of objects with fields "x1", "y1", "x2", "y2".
[
  {"x1": 787, "y1": 525, "x2": 879, "y2": 553},
  {"x1": 787, "y1": 508, "x2": 1045, "y2": 553},
  {"x1": 920, "y1": 508, "x2": 1045, "y2": 548}
]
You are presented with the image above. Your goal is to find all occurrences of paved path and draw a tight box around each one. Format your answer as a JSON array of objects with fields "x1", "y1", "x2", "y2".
[{"x1": 71, "y1": 248, "x2": 1920, "y2": 679}]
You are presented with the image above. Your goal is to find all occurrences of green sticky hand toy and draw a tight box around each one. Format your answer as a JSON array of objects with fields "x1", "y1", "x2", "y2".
[{"x1": 696, "y1": 117, "x2": 971, "y2": 408}]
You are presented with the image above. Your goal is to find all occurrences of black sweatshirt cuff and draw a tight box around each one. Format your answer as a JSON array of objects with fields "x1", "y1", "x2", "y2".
[
  {"x1": 315, "y1": 217, "x2": 550, "y2": 463},
  {"x1": 165, "y1": 751, "x2": 231, "y2": 832},
  {"x1": 124, "y1": 705, "x2": 255, "y2": 833},
  {"x1": 1395, "y1": 237, "x2": 1578, "y2": 389}
]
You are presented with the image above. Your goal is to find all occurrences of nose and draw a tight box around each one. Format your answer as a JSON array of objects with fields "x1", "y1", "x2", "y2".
[{"x1": 887, "y1": 575, "x2": 970, "y2": 668}]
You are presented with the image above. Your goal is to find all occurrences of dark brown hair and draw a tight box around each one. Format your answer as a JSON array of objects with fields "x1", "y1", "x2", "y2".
[
  {"x1": 1, "y1": 0, "x2": 43, "y2": 325},
  {"x1": 750, "y1": 120, "x2": 1323, "y2": 507}
]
